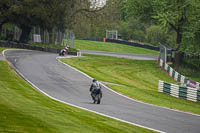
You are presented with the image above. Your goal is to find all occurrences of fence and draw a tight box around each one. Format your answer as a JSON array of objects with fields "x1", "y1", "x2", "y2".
[
  {"x1": 184, "y1": 53, "x2": 200, "y2": 59},
  {"x1": 1, "y1": 26, "x2": 75, "y2": 48},
  {"x1": 158, "y1": 58, "x2": 200, "y2": 89},
  {"x1": 0, "y1": 40, "x2": 80, "y2": 56},
  {"x1": 80, "y1": 38, "x2": 104, "y2": 42},
  {"x1": 159, "y1": 44, "x2": 167, "y2": 63},
  {"x1": 158, "y1": 80, "x2": 200, "y2": 102}
]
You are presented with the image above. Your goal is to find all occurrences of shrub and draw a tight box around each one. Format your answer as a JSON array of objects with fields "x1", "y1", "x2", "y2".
[
  {"x1": 0, "y1": 34, "x2": 7, "y2": 40},
  {"x1": 146, "y1": 25, "x2": 167, "y2": 46}
]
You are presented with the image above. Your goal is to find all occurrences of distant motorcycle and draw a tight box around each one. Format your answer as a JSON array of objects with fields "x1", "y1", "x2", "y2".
[
  {"x1": 59, "y1": 46, "x2": 69, "y2": 56},
  {"x1": 59, "y1": 49, "x2": 66, "y2": 56}
]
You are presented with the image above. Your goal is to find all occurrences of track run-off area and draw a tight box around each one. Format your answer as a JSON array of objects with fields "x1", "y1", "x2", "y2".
[{"x1": 4, "y1": 49, "x2": 200, "y2": 133}]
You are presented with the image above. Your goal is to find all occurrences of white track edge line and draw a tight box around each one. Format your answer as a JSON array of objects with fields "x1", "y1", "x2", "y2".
[
  {"x1": 57, "y1": 56, "x2": 200, "y2": 117},
  {"x1": 2, "y1": 49, "x2": 164, "y2": 133}
]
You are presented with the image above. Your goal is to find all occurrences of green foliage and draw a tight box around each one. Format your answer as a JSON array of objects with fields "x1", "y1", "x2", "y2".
[
  {"x1": 68, "y1": 47, "x2": 78, "y2": 52},
  {"x1": 122, "y1": 0, "x2": 200, "y2": 68},
  {"x1": 118, "y1": 17, "x2": 146, "y2": 41},
  {"x1": 0, "y1": 34, "x2": 6, "y2": 40},
  {"x1": 125, "y1": 0, "x2": 153, "y2": 22},
  {"x1": 0, "y1": 0, "x2": 99, "y2": 42},
  {"x1": 73, "y1": 0, "x2": 121, "y2": 39},
  {"x1": 118, "y1": 22, "x2": 129, "y2": 40},
  {"x1": 124, "y1": 0, "x2": 200, "y2": 54},
  {"x1": 146, "y1": 25, "x2": 167, "y2": 46},
  {"x1": 172, "y1": 58, "x2": 200, "y2": 82}
]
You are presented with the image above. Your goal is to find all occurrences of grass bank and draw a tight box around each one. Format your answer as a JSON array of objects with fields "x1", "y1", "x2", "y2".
[
  {"x1": 0, "y1": 61, "x2": 154, "y2": 132},
  {"x1": 74, "y1": 40, "x2": 159, "y2": 56},
  {"x1": 60, "y1": 54, "x2": 200, "y2": 114},
  {"x1": 0, "y1": 47, "x2": 6, "y2": 53}
]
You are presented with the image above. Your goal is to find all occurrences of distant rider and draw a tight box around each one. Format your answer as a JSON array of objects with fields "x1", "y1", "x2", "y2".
[
  {"x1": 89, "y1": 79, "x2": 102, "y2": 101},
  {"x1": 59, "y1": 45, "x2": 69, "y2": 56}
]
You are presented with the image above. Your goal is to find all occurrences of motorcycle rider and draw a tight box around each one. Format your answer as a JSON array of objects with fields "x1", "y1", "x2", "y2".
[
  {"x1": 89, "y1": 79, "x2": 102, "y2": 103},
  {"x1": 59, "y1": 45, "x2": 69, "y2": 56}
]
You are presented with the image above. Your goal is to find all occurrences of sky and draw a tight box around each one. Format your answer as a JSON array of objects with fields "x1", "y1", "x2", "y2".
[{"x1": 90, "y1": 0, "x2": 106, "y2": 8}]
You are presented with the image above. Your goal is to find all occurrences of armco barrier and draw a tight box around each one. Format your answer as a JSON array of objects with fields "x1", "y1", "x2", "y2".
[
  {"x1": 158, "y1": 58, "x2": 200, "y2": 89},
  {"x1": 158, "y1": 80, "x2": 199, "y2": 102},
  {"x1": 0, "y1": 40, "x2": 79, "y2": 56},
  {"x1": 197, "y1": 90, "x2": 200, "y2": 102},
  {"x1": 106, "y1": 39, "x2": 160, "y2": 51}
]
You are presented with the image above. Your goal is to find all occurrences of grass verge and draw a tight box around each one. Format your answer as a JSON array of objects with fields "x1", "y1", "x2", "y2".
[
  {"x1": 0, "y1": 47, "x2": 6, "y2": 53},
  {"x1": 0, "y1": 61, "x2": 154, "y2": 133},
  {"x1": 74, "y1": 40, "x2": 159, "y2": 56},
  {"x1": 60, "y1": 54, "x2": 200, "y2": 115}
]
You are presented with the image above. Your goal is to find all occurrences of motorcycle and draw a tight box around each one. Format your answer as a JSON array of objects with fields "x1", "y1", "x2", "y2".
[
  {"x1": 91, "y1": 89, "x2": 102, "y2": 104},
  {"x1": 59, "y1": 46, "x2": 69, "y2": 56},
  {"x1": 59, "y1": 49, "x2": 66, "y2": 56}
]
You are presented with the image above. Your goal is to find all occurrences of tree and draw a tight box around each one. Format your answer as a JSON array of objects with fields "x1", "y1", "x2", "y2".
[
  {"x1": 0, "y1": 0, "x2": 104, "y2": 42},
  {"x1": 146, "y1": 25, "x2": 167, "y2": 46},
  {"x1": 10, "y1": 0, "x2": 73, "y2": 43},
  {"x1": 125, "y1": 0, "x2": 200, "y2": 67},
  {"x1": 0, "y1": 0, "x2": 13, "y2": 36},
  {"x1": 72, "y1": 0, "x2": 121, "y2": 39},
  {"x1": 118, "y1": 17, "x2": 146, "y2": 41}
]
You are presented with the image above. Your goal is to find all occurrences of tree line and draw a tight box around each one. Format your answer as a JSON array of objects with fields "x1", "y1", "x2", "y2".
[{"x1": 0, "y1": 0, "x2": 102, "y2": 43}]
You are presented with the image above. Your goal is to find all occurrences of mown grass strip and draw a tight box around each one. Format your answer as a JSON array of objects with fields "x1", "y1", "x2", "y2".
[
  {"x1": 0, "y1": 60, "x2": 154, "y2": 133},
  {"x1": 60, "y1": 54, "x2": 200, "y2": 115},
  {"x1": 74, "y1": 40, "x2": 159, "y2": 56}
]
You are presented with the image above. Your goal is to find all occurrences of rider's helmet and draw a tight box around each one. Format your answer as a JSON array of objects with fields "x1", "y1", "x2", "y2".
[{"x1": 93, "y1": 79, "x2": 97, "y2": 82}]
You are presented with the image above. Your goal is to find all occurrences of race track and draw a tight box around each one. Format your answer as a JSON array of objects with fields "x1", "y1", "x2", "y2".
[
  {"x1": 4, "y1": 50, "x2": 200, "y2": 133},
  {"x1": 81, "y1": 50, "x2": 158, "y2": 60}
]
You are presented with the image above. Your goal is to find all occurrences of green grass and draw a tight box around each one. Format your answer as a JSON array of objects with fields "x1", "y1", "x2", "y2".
[
  {"x1": 60, "y1": 54, "x2": 200, "y2": 115},
  {"x1": 0, "y1": 61, "x2": 154, "y2": 133},
  {"x1": 74, "y1": 40, "x2": 159, "y2": 56},
  {"x1": 0, "y1": 47, "x2": 6, "y2": 53}
]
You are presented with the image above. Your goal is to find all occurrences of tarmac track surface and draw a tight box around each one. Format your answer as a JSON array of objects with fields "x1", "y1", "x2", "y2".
[
  {"x1": 81, "y1": 50, "x2": 158, "y2": 60},
  {"x1": 4, "y1": 50, "x2": 200, "y2": 133}
]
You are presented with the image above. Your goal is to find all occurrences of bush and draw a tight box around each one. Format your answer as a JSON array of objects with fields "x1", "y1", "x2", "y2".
[
  {"x1": 0, "y1": 34, "x2": 7, "y2": 40},
  {"x1": 146, "y1": 25, "x2": 167, "y2": 46},
  {"x1": 68, "y1": 47, "x2": 78, "y2": 52}
]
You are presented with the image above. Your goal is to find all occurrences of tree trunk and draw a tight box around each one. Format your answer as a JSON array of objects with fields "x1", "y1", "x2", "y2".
[
  {"x1": 48, "y1": 28, "x2": 53, "y2": 44},
  {"x1": 174, "y1": 51, "x2": 184, "y2": 68},
  {"x1": 0, "y1": 23, "x2": 3, "y2": 36},
  {"x1": 174, "y1": 29, "x2": 183, "y2": 68},
  {"x1": 19, "y1": 25, "x2": 32, "y2": 43}
]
